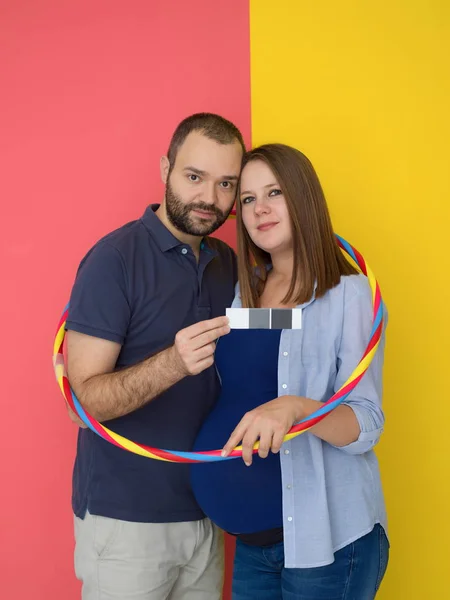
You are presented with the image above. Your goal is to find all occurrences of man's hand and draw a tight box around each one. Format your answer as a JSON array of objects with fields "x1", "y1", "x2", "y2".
[
  {"x1": 170, "y1": 316, "x2": 230, "y2": 377},
  {"x1": 221, "y1": 395, "x2": 305, "y2": 466}
]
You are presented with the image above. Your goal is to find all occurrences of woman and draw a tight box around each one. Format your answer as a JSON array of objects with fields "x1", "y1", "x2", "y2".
[{"x1": 191, "y1": 144, "x2": 389, "y2": 600}]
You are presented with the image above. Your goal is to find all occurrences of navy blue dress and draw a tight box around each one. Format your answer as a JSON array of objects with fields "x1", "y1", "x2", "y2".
[{"x1": 191, "y1": 329, "x2": 283, "y2": 535}]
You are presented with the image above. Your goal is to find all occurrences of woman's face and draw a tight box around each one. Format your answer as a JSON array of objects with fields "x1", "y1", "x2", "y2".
[{"x1": 239, "y1": 159, "x2": 293, "y2": 255}]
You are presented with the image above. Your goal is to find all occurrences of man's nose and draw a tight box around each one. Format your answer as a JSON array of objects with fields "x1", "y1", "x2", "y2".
[{"x1": 201, "y1": 182, "x2": 218, "y2": 205}]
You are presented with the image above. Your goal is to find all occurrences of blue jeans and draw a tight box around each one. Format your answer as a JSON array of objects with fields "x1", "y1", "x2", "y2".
[{"x1": 232, "y1": 524, "x2": 389, "y2": 600}]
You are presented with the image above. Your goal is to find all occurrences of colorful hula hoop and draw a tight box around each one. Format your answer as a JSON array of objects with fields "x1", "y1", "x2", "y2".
[{"x1": 53, "y1": 234, "x2": 383, "y2": 463}]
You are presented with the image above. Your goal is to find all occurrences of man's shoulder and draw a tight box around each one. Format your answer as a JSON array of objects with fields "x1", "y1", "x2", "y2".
[
  {"x1": 95, "y1": 217, "x2": 145, "y2": 252},
  {"x1": 73, "y1": 218, "x2": 150, "y2": 281}
]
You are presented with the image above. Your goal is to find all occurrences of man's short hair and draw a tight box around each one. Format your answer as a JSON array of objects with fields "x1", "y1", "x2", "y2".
[{"x1": 167, "y1": 112, "x2": 246, "y2": 168}]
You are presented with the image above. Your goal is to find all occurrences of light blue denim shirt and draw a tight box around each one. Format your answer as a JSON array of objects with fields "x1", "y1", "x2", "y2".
[{"x1": 231, "y1": 273, "x2": 388, "y2": 568}]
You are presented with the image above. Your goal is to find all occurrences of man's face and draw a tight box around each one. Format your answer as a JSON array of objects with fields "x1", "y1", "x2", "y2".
[{"x1": 162, "y1": 131, "x2": 243, "y2": 236}]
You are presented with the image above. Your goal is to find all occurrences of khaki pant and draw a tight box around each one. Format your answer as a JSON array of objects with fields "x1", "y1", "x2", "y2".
[{"x1": 74, "y1": 511, "x2": 224, "y2": 600}]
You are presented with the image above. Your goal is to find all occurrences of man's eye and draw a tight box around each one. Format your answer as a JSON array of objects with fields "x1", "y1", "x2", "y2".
[
  {"x1": 220, "y1": 181, "x2": 234, "y2": 189},
  {"x1": 188, "y1": 174, "x2": 200, "y2": 182}
]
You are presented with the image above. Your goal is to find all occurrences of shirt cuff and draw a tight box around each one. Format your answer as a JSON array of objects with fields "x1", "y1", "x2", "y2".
[
  {"x1": 334, "y1": 403, "x2": 384, "y2": 455},
  {"x1": 65, "y1": 320, "x2": 125, "y2": 344}
]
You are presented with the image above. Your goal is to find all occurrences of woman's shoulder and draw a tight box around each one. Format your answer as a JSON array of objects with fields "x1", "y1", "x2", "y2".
[
  {"x1": 318, "y1": 274, "x2": 374, "y2": 315},
  {"x1": 233, "y1": 273, "x2": 370, "y2": 300},
  {"x1": 337, "y1": 273, "x2": 372, "y2": 302},
  {"x1": 330, "y1": 273, "x2": 387, "y2": 320},
  {"x1": 232, "y1": 273, "x2": 380, "y2": 313}
]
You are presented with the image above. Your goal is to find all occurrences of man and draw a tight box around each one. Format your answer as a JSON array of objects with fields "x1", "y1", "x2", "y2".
[{"x1": 65, "y1": 113, "x2": 245, "y2": 599}]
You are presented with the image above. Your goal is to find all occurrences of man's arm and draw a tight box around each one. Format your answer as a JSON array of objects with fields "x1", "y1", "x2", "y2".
[{"x1": 66, "y1": 316, "x2": 230, "y2": 422}]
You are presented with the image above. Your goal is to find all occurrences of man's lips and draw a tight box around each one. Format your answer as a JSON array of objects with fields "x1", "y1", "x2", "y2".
[{"x1": 192, "y1": 209, "x2": 216, "y2": 219}]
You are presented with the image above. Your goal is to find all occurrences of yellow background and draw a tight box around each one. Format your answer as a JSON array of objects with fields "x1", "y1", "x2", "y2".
[{"x1": 250, "y1": 0, "x2": 450, "y2": 597}]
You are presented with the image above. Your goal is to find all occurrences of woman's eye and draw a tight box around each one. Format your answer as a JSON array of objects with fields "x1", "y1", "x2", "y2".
[
  {"x1": 188, "y1": 174, "x2": 200, "y2": 182},
  {"x1": 241, "y1": 196, "x2": 255, "y2": 204},
  {"x1": 269, "y1": 188, "x2": 282, "y2": 197}
]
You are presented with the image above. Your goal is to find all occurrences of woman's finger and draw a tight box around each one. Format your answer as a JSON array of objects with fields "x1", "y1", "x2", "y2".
[
  {"x1": 221, "y1": 416, "x2": 250, "y2": 457},
  {"x1": 258, "y1": 426, "x2": 274, "y2": 459},
  {"x1": 241, "y1": 426, "x2": 259, "y2": 466},
  {"x1": 271, "y1": 427, "x2": 286, "y2": 454}
]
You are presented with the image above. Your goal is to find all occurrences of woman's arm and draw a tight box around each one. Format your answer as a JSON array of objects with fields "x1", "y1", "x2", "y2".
[
  {"x1": 328, "y1": 277, "x2": 387, "y2": 455},
  {"x1": 220, "y1": 395, "x2": 359, "y2": 466},
  {"x1": 294, "y1": 397, "x2": 361, "y2": 447}
]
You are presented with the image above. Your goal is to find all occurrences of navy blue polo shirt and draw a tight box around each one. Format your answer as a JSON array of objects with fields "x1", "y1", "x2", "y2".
[{"x1": 66, "y1": 204, "x2": 237, "y2": 523}]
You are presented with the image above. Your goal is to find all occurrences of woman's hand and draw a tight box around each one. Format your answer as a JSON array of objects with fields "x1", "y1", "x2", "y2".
[{"x1": 221, "y1": 395, "x2": 305, "y2": 466}]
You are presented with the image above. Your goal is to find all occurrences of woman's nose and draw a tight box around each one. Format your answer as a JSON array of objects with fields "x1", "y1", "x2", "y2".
[{"x1": 254, "y1": 198, "x2": 270, "y2": 215}]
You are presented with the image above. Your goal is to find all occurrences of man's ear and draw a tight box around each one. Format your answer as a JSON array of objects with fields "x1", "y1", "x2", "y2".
[{"x1": 160, "y1": 156, "x2": 170, "y2": 184}]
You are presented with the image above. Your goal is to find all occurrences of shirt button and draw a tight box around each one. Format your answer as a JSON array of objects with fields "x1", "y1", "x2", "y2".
[
  {"x1": 181, "y1": 248, "x2": 188, "y2": 255},
  {"x1": 282, "y1": 384, "x2": 287, "y2": 389},
  {"x1": 284, "y1": 449, "x2": 290, "y2": 455},
  {"x1": 283, "y1": 351, "x2": 288, "y2": 357},
  {"x1": 286, "y1": 484, "x2": 292, "y2": 489},
  {"x1": 287, "y1": 516, "x2": 293, "y2": 522}
]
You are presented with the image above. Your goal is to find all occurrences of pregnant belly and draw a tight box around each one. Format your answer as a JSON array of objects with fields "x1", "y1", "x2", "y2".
[{"x1": 191, "y1": 398, "x2": 283, "y2": 534}]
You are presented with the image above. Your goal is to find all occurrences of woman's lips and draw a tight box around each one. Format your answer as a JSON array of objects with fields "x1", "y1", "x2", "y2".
[{"x1": 257, "y1": 222, "x2": 278, "y2": 231}]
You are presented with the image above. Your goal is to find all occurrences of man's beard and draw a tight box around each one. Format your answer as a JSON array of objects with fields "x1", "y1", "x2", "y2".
[{"x1": 165, "y1": 180, "x2": 230, "y2": 236}]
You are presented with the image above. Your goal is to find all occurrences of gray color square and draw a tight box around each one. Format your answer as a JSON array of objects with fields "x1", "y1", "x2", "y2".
[
  {"x1": 271, "y1": 309, "x2": 293, "y2": 329},
  {"x1": 249, "y1": 308, "x2": 271, "y2": 329}
]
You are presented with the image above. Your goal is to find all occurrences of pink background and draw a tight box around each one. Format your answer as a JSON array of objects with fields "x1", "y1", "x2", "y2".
[{"x1": 0, "y1": 2, "x2": 251, "y2": 598}]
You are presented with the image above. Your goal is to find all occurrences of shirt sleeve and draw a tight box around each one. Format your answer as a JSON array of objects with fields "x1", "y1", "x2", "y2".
[
  {"x1": 66, "y1": 241, "x2": 131, "y2": 344},
  {"x1": 331, "y1": 276, "x2": 388, "y2": 455}
]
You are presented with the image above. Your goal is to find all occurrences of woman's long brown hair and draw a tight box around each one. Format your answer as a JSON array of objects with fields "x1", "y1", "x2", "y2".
[{"x1": 236, "y1": 144, "x2": 358, "y2": 308}]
